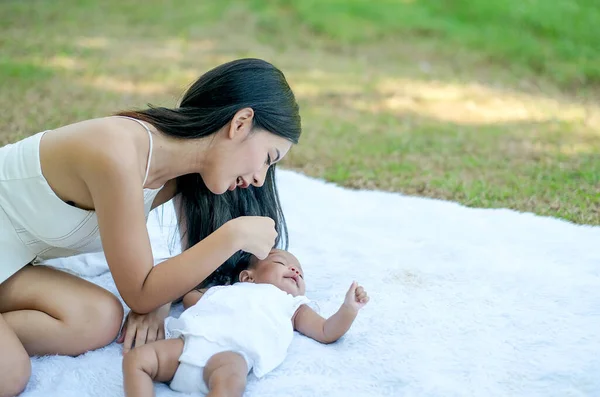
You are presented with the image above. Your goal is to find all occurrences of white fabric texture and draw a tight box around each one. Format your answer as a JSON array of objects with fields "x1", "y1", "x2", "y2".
[
  {"x1": 166, "y1": 283, "x2": 310, "y2": 379},
  {"x1": 169, "y1": 362, "x2": 210, "y2": 395},
  {"x1": 20, "y1": 169, "x2": 600, "y2": 397}
]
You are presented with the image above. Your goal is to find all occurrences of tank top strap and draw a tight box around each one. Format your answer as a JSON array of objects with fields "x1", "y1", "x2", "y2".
[{"x1": 116, "y1": 116, "x2": 154, "y2": 186}]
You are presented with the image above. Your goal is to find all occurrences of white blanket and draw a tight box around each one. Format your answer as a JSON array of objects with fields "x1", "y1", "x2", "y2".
[{"x1": 22, "y1": 170, "x2": 600, "y2": 397}]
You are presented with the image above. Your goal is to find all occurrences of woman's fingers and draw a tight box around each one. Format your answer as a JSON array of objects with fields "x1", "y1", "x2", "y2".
[
  {"x1": 134, "y1": 326, "x2": 149, "y2": 349},
  {"x1": 122, "y1": 324, "x2": 137, "y2": 354},
  {"x1": 116, "y1": 325, "x2": 126, "y2": 344},
  {"x1": 146, "y1": 327, "x2": 159, "y2": 344}
]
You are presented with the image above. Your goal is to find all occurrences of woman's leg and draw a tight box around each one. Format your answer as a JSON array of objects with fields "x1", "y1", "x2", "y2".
[
  {"x1": 0, "y1": 313, "x2": 30, "y2": 397},
  {"x1": 0, "y1": 265, "x2": 124, "y2": 356},
  {"x1": 123, "y1": 338, "x2": 184, "y2": 397}
]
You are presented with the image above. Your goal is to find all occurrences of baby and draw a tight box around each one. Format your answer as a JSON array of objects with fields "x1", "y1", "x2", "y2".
[{"x1": 123, "y1": 249, "x2": 369, "y2": 397}]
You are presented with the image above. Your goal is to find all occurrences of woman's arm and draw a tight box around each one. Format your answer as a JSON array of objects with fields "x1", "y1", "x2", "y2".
[{"x1": 83, "y1": 142, "x2": 241, "y2": 314}]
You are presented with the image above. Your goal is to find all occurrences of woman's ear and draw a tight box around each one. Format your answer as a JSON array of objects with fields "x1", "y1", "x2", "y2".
[
  {"x1": 228, "y1": 107, "x2": 254, "y2": 140},
  {"x1": 239, "y1": 269, "x2": 254, "y2": 283}
]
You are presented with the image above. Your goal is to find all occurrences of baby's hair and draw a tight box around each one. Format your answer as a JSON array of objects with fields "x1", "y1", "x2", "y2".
[{"x1": 172, "y1": 253, "x2": 260, "y2": 305}]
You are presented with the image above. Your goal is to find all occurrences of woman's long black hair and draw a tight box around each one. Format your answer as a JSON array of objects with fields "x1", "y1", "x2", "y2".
[{"x1": 117, "y1": 58, "x2": 301, "y2": 288}]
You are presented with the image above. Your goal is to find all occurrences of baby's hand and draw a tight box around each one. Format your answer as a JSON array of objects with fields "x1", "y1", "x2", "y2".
[{"x1": 343, "y1": 281, "x2": 369, "y2": 312}]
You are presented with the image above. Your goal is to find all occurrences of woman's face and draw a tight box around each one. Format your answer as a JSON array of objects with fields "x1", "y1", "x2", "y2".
[{"x1": 201, "y1": 108, "x2": 293, "y2": 195}]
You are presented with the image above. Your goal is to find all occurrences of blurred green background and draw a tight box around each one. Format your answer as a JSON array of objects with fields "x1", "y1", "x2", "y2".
[{"x1": 1, "y1": 0, "x2": 598, "y2": 224}]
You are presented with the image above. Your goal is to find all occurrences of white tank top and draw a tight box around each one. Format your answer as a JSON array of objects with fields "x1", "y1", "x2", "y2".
[{"x1": 0, "y1": 116, "x2": 163, "y2": 261}]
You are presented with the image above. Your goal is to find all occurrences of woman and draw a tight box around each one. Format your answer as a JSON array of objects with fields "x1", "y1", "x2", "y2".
[{"x1": 0, "y1": 58, "x2": 301, "y2": 396}]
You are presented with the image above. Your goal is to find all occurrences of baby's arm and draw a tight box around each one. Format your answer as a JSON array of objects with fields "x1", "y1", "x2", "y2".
[
  {"x1": 293, "y1": 282, "x2": 369, "y2": 344},
  {"x1": 182, "y1": 288, "x2": 208, "y2": 309}
]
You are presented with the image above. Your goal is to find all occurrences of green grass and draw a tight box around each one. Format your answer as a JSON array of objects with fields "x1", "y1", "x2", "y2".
[
  {"x1": 255, "y1": 0, "x2": 600, "y2": 89},
  {"x1": 0, "y1": 0, "x2": 598, "y2": 224},
  {"x1": 0, "y1": 58, "x2": 54, "y2": 81}
]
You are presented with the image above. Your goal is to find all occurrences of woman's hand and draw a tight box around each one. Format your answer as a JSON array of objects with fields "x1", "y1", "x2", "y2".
[
  {"x1": 227, "y1": 216, "x2": 278, "y2": 260},
  {"x1": 117, "y1": 302, "x2": 171, "y2": 354}
]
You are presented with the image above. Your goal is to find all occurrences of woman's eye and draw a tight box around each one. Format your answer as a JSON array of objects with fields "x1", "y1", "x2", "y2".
[{"x1": 266, "y1": 154, "x2": 272, "y2": 166}]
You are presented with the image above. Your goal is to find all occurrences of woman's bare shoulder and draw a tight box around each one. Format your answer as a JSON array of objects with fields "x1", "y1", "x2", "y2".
[
  {"x1": 55, "y1": 116, "x2": 148, "y2": 176},
  {"x1": 40, "y1": 117, "x2": 150, "y2": 208}
]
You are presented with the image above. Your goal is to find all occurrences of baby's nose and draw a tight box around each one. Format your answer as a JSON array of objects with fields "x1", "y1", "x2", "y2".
[{"x1": 290, "y1": 266, "x2": 300, "y2": 274}]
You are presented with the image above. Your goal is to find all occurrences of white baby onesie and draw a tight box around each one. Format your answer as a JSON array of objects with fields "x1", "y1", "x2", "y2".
[{"x1": 165, "y1": 282, "x2": 310, "y2": 394}]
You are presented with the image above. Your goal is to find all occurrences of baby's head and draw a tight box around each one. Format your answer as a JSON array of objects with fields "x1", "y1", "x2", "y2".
[{"x1": 237, "y1": 249, "x2": 306, "y2": 296}]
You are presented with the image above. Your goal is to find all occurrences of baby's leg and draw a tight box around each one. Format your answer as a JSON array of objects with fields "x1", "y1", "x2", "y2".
[
  {"x1": 203, "y1": 352, "x2": 248, "y2": 397},
  {"x1": 122, "y1": 338, "x2": 183, "y2": 397}
]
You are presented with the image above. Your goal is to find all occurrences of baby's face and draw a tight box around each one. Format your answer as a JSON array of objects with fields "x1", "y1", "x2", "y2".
[{"x1": 248, "y1": 249, "x2": 306, "y2": 296}]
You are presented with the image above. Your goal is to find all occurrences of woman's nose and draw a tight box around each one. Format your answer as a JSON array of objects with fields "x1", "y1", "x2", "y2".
[
  {"x1": 251, "y1": 173, "x2": 265, "y2": 187},
  {"x1": 251, "y1": 165, "x2": 269, "y2": 187}
]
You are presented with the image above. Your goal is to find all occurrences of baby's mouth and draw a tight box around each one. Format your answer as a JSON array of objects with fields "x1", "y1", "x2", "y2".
[{"x1": 289, "y1": 274, "x2": 299, "y2": 286}]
